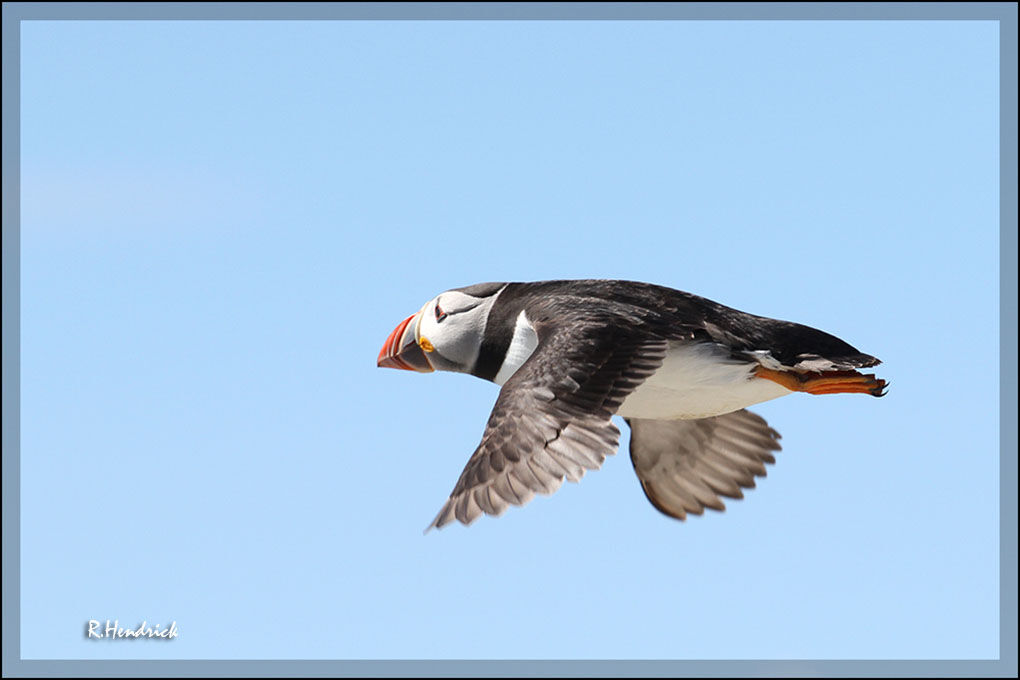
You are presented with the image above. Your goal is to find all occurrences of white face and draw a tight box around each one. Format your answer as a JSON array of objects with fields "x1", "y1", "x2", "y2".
[{"x1": 415, "y1": 289, "x2": 497, "y2": 373}]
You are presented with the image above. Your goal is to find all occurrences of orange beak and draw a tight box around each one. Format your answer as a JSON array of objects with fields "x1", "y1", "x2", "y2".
[{"x1": 377, "y1": 312, "x2": 434, "y2": 372}]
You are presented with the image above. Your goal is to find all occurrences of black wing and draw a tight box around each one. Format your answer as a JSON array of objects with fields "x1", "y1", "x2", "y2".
[
  {"x1": 627, "y1": 409, "x2": 782, "y2": 520},
  {"x1": 427, "y1": 322, "x2": 668, "y2": 530}
]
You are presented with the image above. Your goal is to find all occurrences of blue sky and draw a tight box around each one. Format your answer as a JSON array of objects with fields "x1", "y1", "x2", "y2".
[{"x1": 19, "y1": 20, "x2": 999, "y2": 660}]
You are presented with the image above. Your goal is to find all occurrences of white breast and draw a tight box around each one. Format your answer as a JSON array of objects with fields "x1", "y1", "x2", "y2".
[
  {"x1": 617, "y1": 342, "x2": 792, "y2": 420},
  {"x1": 493, "y1": 310, "x2": 540, "y2": 386}
]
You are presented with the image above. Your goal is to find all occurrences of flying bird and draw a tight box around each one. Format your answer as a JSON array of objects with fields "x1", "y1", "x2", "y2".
[{"x1": 377, "y1": 280, "x2": 887, "y2": 530}]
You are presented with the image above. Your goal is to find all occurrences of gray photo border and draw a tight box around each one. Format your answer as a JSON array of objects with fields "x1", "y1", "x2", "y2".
[{"x1": 2, "y1": 2, "x2": 1016, "y2": 678}]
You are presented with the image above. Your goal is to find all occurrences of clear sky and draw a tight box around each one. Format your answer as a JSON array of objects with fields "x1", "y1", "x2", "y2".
[{"x1": 19, "y1": 19, "x2": 999, "y2": 660}]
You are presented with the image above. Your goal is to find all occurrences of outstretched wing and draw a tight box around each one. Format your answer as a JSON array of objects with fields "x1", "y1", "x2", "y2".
[
  {"x1": 627, "y1": 409, "x2": 782, "y2": 520},
  {"x1": 428, "y1": 323, "x2": 668, "y2": 530}
]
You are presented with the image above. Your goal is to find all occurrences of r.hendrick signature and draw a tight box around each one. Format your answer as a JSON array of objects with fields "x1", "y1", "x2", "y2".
[{"x1": 86, "y1": 619, "x2": 179, "y2": 640}]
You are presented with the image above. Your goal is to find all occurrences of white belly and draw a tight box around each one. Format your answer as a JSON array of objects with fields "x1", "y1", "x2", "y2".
[{"x1": 617, "y1": 342, "x2": 792, "y2": 420}]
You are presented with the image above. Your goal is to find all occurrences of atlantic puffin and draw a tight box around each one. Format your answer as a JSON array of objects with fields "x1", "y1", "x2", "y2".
[{"x1": 377, "y1": 280, "x2": 887, "y2": 530}]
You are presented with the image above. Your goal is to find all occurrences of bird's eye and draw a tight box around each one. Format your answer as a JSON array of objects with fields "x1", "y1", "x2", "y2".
[{"x1": 435, "y1": 304, "x2": 448, "y2": 323}]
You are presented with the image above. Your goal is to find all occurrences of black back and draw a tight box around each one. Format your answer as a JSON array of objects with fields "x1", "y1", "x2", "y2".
[{"x1": 470, "y1": 279, "x2": 878, "y2": 380}]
